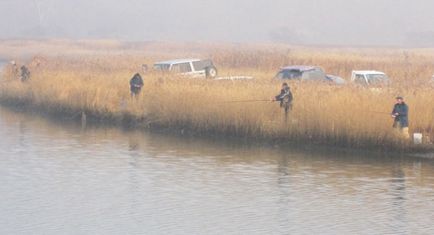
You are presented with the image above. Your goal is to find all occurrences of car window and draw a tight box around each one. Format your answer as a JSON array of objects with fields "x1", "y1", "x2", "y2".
[
  {"x1": 275, "y1": 70, "x2": 302, "y2": 79},
  {"x1": 367, "y1": 74, "x2": 389, "y2": 85},
  {"x1": 302, "y1": 70, "x2": 325, "y2": 80},
  {"x1": 153, "y1": 64, "x2": 170, "y2": 71},
  {"x1": 172, "y1": 62, "x2": 192, "y2": 73},
  {"x1": 192, "y1": 60, "x2": 212, "y2": 71},
  {"x1": 275, "y1": 71, "x2": 286, "y2": 79},
  {"x1": 354, "y1": 74, "x2": 367, "y2": 85}
]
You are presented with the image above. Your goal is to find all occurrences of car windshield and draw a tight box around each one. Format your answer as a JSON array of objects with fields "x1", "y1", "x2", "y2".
[
  {"x1": 153, "y1": 64, "x2": 170, "y2": 71},
  {"x1": 366, "y1": 74, "x2": 389, "y2": 84},
  {"x1": 275, "y1": 70, "x2": 302, "y2": 79}
]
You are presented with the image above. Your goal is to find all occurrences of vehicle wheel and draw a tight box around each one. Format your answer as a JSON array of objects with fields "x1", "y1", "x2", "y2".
[{"x1": 206, "y1": 66, "x2": 218, "y2": 78}]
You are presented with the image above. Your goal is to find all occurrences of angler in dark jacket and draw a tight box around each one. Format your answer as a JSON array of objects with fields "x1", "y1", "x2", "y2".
[
  {"x1": 391, "y1": 96, "x2": 409, "y2": 138},
  {"x1": 130, "y1": 73, "x2": 144, "y2": 97},
  {"x1": 273, "y1": 83, "x2": 293, "y2": 122},
  {"x1": 274, "y1": 83, "x2": 293, "y2": 112},
  {"x1": 20, "y1": 65, "x2": 30, "y2": 82}
]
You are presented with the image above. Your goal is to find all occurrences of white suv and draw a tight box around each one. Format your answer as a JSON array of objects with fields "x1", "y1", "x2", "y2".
[
  {"x1": 153, "y1": 59, "x2": 218, "y2": 78},
  {"x1": 351, "y1": 70, "x2": 390, "y2": 86}
]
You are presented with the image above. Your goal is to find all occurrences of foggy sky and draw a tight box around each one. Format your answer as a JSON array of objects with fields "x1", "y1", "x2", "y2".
[{"x1": 1, "y1": 0, "x2": 434, "y2": 46}]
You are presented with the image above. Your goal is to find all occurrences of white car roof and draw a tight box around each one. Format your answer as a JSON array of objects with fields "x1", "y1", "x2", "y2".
[
  {"x1": 352, "y1": 70, "x2": 386, "y2": 75},
  {"x1": 155, "y1": 58, "x2": 201, "y2": 65}
]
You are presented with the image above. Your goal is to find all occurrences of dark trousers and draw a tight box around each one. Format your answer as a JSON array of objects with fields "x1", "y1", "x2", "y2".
[
  {"x1": 282, "y1": 102, "x2": 293, "y2": 122},
  {"x1": 130, "y1": 87, "x2": 142, "y2": 97}
]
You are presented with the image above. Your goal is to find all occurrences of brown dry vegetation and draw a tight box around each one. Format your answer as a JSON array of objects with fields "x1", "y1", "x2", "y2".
[{"x1": 1, "y1": 40, "x2": 434, "y2": 151}]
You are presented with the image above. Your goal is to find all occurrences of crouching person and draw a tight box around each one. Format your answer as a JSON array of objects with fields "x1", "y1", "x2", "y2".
[
  {"x1": 391, "y1": 96, "x2": 409, "y2": 139},
  {"x1": 130, "y1": 73, "x2": 144, "y2": 98}
]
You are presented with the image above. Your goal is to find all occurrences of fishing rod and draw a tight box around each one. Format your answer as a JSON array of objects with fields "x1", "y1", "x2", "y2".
[
  {"x1": 219, "y1": 102, "x2": 392, "y2": 116},
  {"x1": 220, "y1": 99, "x2": 273, "y2": 104},
  {"x1": 367, "y1": 111, "x2": 391, "y2": 115}
]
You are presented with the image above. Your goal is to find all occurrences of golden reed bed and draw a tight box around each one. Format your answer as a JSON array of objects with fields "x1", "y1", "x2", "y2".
[{"x1": 1, "y1": 40, "x2": 434, "y2": 151}]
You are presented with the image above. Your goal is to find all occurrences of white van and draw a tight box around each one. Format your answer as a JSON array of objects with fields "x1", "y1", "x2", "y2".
[{"x1": 153, "y1": 59, "x2": 218, "y2": 78}]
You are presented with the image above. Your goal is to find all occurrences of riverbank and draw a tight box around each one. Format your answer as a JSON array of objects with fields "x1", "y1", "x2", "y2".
[
  {"x1": 2, "y1": 103, "x2": 432, "y2": 160},
  {"x1": 1, "y1": 100, "x2": 433, "y2": 155},
  {"x1": 1, "y1": 41, "x2": 434, "y2": 152},
  {"x1": 1, "y1": 55, "x2": 434, "y2": 153}
]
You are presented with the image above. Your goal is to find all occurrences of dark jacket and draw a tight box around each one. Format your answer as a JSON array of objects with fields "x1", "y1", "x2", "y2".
[
  {"x1": 130, "y1": 73, "x2": 144, "y2": 93},
  {"x1": 275, "y1": 87, "x2": 293, "y2": 107},
  {"x1": 392, "y1": 103, "x2": 409, "y2": 128},
  {"x1": 20, "y1": 66, "x2": 30, "y2": 82}
]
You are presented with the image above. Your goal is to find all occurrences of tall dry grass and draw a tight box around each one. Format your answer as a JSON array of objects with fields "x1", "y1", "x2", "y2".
[{"x1": 1, "y1": 45, "x2": 434, "y2": 151}]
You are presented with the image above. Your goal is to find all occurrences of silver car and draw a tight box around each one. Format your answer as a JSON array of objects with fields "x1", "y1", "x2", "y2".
[{"x1": 274, "y1": 65, "x2": 345, "y2": 84}]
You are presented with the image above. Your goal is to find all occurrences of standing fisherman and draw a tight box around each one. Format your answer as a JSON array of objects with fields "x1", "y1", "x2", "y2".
[
  {"x1": 273, "y1": 82, "x2": 293, "y2": 121},
  {"x1": 391, "y1": 96, "x2": 409, "y2": 139},
  {"x1": 129, "y1": 73, "x2": 144, "y2": 98},
  {"x1": 20, "y1": 65, "x2": 30, "y2": 82}
]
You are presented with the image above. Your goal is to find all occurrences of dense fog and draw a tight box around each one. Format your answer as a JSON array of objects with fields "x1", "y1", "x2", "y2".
[{"x1": 1, "y1": 0, "x2": 434, "y2": 46}]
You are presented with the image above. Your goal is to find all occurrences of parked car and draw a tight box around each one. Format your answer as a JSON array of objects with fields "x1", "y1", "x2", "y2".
[
  {"x1": 351, "y1": 71, "x2": 390, "y2": 86},
  {"x1": 325, "y1": 74, "x2": 346, "y2": 85},
  {"x1": 274, "y1": 66, "x2": 345, "y2": 84},
  {"x1": 153, "y1": 59, "x2": 218, "y2": 78}
]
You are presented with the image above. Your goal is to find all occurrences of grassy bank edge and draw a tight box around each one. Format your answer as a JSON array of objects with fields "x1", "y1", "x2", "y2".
[{"x1": 1, "y1": 96, "x2": 433, "y2": 156}]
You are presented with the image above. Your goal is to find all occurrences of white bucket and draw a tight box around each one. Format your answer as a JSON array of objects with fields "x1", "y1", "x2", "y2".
[{"x1": 413, "y1": 133, "x2": 423, "y2": 144}]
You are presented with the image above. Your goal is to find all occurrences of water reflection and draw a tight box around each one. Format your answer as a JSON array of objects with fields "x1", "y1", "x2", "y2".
[
  {"x1": 389, "y1": 164, "x2": 407, "y2": 234},
  {"x1": 0, "y1": 106, "x2": 433, "y2": 235}
]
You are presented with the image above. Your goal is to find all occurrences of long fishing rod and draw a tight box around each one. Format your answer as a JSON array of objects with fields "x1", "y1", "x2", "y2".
[
  {"x1": 221, "y1": 101, "x2": 393, "y2": 116},
  {"x1": 220, "y1": 99, "x2": 273, "y2": 104},
  {"x1": 366, "y1": 111, "x2": 391, "y2": 115}
]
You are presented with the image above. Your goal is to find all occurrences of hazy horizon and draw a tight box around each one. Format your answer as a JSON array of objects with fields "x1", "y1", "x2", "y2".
[{"x1": 1, "y1": 0, "x2": 434, "y2": 46}]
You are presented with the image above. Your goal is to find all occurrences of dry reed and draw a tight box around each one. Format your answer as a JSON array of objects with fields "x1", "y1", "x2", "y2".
[{"x1": 1, "y1": 42, "x2": 434, "y2": 151}]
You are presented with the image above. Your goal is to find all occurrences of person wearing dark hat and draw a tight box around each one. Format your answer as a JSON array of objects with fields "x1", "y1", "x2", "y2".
[
  {"x1": 391, "y1": 96, "x2": 409, "y2": 138},
  {"x1": 273, "y1": 82, "x2": 293, "y2": 121},
  {"x1": 129, "y1": 73, "x2": 144, "y2": 98}
]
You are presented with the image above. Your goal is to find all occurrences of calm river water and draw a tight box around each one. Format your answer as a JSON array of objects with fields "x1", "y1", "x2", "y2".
[{"x1": 0, "y1": 106, "x2": 433, "y2": 235}]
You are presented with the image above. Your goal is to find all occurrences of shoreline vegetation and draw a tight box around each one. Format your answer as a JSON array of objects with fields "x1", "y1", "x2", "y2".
[{"x1": 1, "y1": 40, "x2": 434, "y2": 152}]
